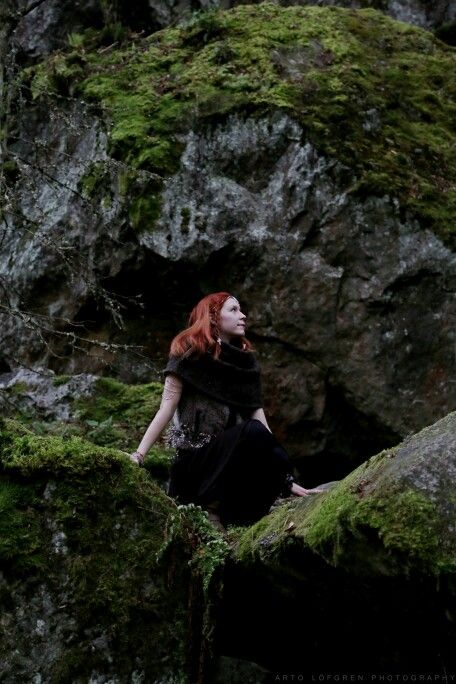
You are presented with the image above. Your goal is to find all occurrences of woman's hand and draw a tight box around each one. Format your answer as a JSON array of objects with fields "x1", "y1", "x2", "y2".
[
  {"x1": 130, "y1": 451, "x2": 145, "y2": 466},
  {"x1": 291, "y1": 482, "x2": 325, "y2": 496}
]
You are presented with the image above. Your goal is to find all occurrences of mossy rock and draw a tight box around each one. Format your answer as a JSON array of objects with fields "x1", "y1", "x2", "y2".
[
  {"x1": 232, "y1": 410, "x2": 456, "y2": 577},
  {"x1": 72, "y1": 375, "x2": 164, "y2": 447},
  {"x1": 218, "y1": 410, "x2": 456, "y2": 673},
  {"x1": 2, "y1": 373, "x2": 175, "y2": 486},
  {"x1": 0, "y1": 418, "x2": 231, "y2": 682},
  {"x1": 23, "y1": 4, "x2": 456, "y2": 247}
]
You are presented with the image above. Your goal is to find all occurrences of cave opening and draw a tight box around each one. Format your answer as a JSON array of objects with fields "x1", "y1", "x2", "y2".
[{"x1": 294, "y1": 383, "x2": 401, "y2": 488}]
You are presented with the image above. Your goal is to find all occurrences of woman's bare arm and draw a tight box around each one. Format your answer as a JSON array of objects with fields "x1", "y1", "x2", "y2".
[
  {"x1": 131, "y1": 374, "x2": 183, "y2": 463},
  {"x1": 251, "y1": 407, "x2": 272, "y2": 433}
]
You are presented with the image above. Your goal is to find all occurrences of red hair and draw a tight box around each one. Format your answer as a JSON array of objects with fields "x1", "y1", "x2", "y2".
[{"x1": 169, "y1": 292, "x2": 256, "y2": 360}]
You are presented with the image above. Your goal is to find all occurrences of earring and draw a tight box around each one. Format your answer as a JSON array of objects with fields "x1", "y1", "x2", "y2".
[
  {"x1": 213, "y1": 324, "x2": 222, "y2": 345},
  {"x1": 210, "y1": 313, "x2": 220, "y2": 343}
]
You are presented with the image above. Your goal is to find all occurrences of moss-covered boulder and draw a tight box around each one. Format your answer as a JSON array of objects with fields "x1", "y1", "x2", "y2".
[
  {"x1": 4, "y1": 0, "x2": 456, "y2": 65},
  {"x1": 1, "y1": 387, "x2": 455, "y2": 677},
  {"x1": 24, "y1": 4, "x2": 456, "y2": 247},
  {"x1": 220, "y1": 410, "x2": 456, "y2": 673},
  {"x1": 234, "y1": 410, "x2": 456, "y2": 574},
  {"x1": 0, "y1": 369, "x2": 174, "y2": 486},
  {"x1": 0, "y1": 418, "x2": 231, "y2": 683}
]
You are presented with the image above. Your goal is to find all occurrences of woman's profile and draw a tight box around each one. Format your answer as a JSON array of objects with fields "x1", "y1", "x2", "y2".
[{"x1": 130, "y1": 292, "x2": 323, "y2": 531}]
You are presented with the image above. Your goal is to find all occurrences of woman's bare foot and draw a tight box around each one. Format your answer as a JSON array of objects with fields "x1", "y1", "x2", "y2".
[{"x1": 291, "y1": 482, "x2": 325, "y2": 497}]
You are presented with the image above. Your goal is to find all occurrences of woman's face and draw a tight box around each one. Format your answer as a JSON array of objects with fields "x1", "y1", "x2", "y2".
[{"x1": 218, "y1": 297, "x2": 247, "y2": 342}]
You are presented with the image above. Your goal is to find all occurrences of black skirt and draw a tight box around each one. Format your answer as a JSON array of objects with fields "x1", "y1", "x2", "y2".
[{"x1": 167, "y1": 418, "x2": 294, "y2": 527}]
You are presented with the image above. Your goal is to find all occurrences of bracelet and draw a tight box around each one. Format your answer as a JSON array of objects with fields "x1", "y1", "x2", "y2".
[{"x1": 134, "y1": 450, "x2": 145, "y2": 462}]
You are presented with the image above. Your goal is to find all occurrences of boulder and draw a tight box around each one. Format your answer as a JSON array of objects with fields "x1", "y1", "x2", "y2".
[
  {"x1": 2, "y1": 0, "x2": 456, "y2": 63},
  {"x1": 1, "y1": 404, "x2": 455, "y2": 678},
  {"x1": 221, "y1": 409, "x2": 456, "y2": 673},
  {"x1": 0, "y1": 417, "x2": 230, "y2": 683},
  {"x1": 0, "y1": 369, "x2": 173, "y2": 486}
]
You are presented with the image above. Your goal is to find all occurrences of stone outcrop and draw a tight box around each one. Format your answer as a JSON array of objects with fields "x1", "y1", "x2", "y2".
[
  {"x1": 0, "y1": 368, "x2": 174, "y2": 486},
  {"x1": 146, "y1": 109, "x2": 456, "y2": 463},
  {"x1": 2, "y1": 0, "x2": 456, "y2": 64},
  {"x1": 1, "y1": 2, "x2": 455, "y2": 681},
  {"x1": 0, "y1": 416, "x2": 231, "y2": 683},
  {"x1": 221, "y1": 409, "x2": 456, "y2": 673}
]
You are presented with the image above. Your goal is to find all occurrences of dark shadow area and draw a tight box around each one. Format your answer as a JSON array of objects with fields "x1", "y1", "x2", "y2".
[
  {"x1": 435, "y1": 20, "x2": 456, "y2": 46},
  {"x1": 216, "y1": 550, "x2": 456, "y2": 677},
  {"x1": 0, "y1": 356, "x2": 12, "y2": 373},
  {"x1": 293, "y1": 383, "x2": 400, "y2": 488},
  {"x1": 53, "y1": 250, "x2": 216, "y2": 380}
]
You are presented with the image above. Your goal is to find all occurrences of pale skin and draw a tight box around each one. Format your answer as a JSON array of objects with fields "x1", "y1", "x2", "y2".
[{"x1": 130, "y1": 296, "x2": 323, "y2": 497}]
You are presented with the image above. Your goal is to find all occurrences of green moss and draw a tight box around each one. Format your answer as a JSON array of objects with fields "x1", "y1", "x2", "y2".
[
  {"x1": 0, "y1": 420, "x2": 125, "y2": 476},
  {"x1": 67, "y1": 32, "x2": 86, "y2": 50},
  {"x1": 234, "y1": 441, "x2": 456, "y2": 576},
  {"x1": 129, "y1": 192, "x2": 162, "y2": 231},
  {"x1": 2, "y1": 376, "x2": 175, "y2": 486},
  {"x1": 158, "y1": 502, "x2": 231, "y2": 597},
  {"x1": 23, "y1": 4, "x2": 456, "y2": 245},
  {"x1": 118, "y1": 170, "x2": 164, "y2": 231},
  {"x1": 73, "y1": 376, "x2": 162, "y2": 444},
  {"x1": 0, "y1": 417, "x2": 225, "y2": 680},
  {"x1": 7, "y1": 381, "x2": 28, "y2": 395},
  {"x1": 52, "y1": 374, "x2": 71, "y2": 386},
  {"x1": 301, "y1": 478, "x2": 448, "y2": 575},
  {"x1": 2, "y1": 159, "x2": 19, "y2": 183},
  {"x1": 73, "y1": 375, "x2": 174, "y2": 480},
  {"x1": 78, "y1": 161, "x2": 110, "y2": 197},
  {"x1": 0, "y1": 479, "x2": 47, "y2": 573},
  {"x1": 144, "y1": 445, "x2": 173, "y2": 482}
]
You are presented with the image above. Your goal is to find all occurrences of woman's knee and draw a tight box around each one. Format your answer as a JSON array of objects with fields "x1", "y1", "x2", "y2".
[{"x1": 248, "y1": 418, "x2": 269, "y2": 434}]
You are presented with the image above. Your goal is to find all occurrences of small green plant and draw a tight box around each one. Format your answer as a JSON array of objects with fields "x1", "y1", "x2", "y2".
[
  {"x1": 156, "y1": 502, "x2": 231, "y2": 596},
  {"x1": 52, "y1": 375, "x2": 71, "y2": 387},
  {"x1": 67, "y1": 32, "x2": 85, "y2": 49}
]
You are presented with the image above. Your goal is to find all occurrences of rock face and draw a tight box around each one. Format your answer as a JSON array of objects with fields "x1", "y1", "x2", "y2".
[
  {"x1": 147, "y1": 110, "x2": 456, "y2": 462},
  {"x1": 0, "y1": 417, "x2": 229, "y2": 683},
  {"x1": 2, "y1": 5, "x2": 455, "y2": 680},
  {"x1": 294, "y1": 0, "x2": 456, "y2": 30},
  {"x1": 221, "y1": 409, "x2": 456, "y2": 673},
  {"x1": 0, "y1": 367, "x2": 98, "y2": 421},
  {"x1": 0, "y1": 419, "x2": 186, "y2": 682},
  {"x1": 1, "y1": 4, "x2": 455, "y2": 483}
]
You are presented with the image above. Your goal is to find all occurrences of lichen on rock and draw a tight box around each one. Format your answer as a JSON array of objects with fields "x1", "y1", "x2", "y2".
[{"x1": 24, "y1": 4, "x2": 456, "y2": 248}]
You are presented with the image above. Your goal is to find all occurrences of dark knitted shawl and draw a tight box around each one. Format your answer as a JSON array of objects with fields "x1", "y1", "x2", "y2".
[{"x1": 162, "y1": 339, "x2": 262, "y2": 410}]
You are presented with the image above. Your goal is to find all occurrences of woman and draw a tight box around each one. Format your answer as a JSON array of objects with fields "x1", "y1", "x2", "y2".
[{"x1": 130, "y1": 292, "x2": 323, "y2": 531}]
